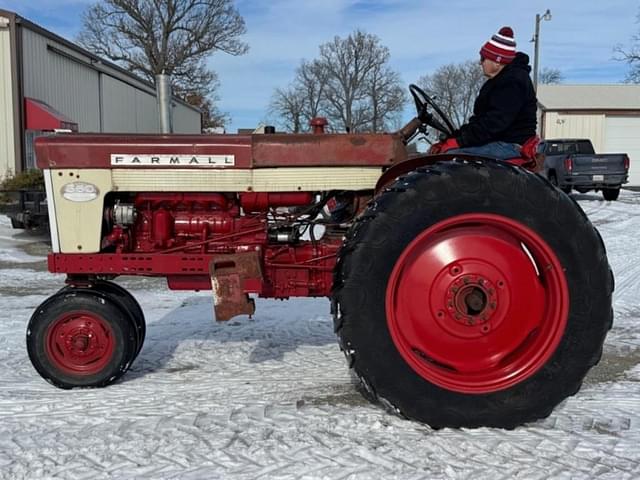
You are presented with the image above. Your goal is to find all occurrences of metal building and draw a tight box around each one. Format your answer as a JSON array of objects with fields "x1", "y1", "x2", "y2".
[
  {"x1": 538, "y1": 84, "x2": 640, "y2": 186},
  {"x1": 0, "y1": 9, "x2": 201, "y2": 179}
]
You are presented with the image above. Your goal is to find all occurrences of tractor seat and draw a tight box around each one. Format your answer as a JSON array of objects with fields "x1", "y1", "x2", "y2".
[{"x1": 505, "y1": 136, "x2": 541, "y2": 172}]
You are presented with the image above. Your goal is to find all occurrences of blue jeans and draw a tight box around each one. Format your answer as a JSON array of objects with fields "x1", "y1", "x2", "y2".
[{"x1": 447, "y1": 141, "x2": 521, "y2": 160}]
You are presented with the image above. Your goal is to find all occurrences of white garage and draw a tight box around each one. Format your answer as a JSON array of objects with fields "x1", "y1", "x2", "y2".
[
  {"x1": 605, "y1": 116, "x2": 640, "y2": 186},
  {"x1": 538, "y1": 85, "x2": 640, "y2": 187}
]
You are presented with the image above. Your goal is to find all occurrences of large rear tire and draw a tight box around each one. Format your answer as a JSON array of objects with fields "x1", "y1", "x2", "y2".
[
  {"x1": 27, "y1": 290, "x2": 137, "y2": 389},
  {"x1": 332, "y1": 159, "x2": 613, "y2": 428}
]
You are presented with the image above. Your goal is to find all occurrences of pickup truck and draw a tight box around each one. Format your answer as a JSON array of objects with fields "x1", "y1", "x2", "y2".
[{"x1": 537, "y1": 139, "x2": 630, "y2": 200}]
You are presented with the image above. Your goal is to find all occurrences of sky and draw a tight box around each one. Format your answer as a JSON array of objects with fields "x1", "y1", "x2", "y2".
[{"x1": 1, "y1": 0, "x2": 639, "y2": 132}]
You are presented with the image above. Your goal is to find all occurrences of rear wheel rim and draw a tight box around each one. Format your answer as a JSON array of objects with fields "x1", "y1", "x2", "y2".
[
  {"x1": 45, "y1": 311, "x2": 116, "y2": 376},
  {"x1": 386, "y1": 213, "x2": 569, "y2": 394}
]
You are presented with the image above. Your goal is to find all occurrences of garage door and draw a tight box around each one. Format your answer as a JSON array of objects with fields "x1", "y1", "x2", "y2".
[{"x1": 605, "y1": 116, "x2": 640, "y2": 187}]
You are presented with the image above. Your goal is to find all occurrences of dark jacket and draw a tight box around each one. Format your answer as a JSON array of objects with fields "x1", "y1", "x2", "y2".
[{"x1": 456, "y1": 52, "x2": 537, "y2": 147}]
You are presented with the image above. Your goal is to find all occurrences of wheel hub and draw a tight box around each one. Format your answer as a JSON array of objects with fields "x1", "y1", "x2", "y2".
[
  {"x1": 65, "y1": 327, "x2": 98, "y2": 357},
  {"x1": 446, "y1": 275, "x2": 497, "y2": 326},
  {"x1": 46, "y1": 312, "x2": 115, "y2": 375},
  {"x1": 386, "y1": 213, "x2": 569, "y2": 393}
]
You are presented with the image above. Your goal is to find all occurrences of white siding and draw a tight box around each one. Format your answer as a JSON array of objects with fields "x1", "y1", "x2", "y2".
[
  {"x1": 604, "y1": 116, "x2": 640, "y2": 187},
  {"x1": 0, "y1": 25, "x2": 16, "y2": 178},
  {"x1": 21, "y1": 28, "x2": 101, "y2": 131},
  {"x1": 173, "y1": 102, "x2": 201, "y2": 133},
  {"x1": 101, "y1": 75, "x2": 159, "y2": 133},
  {"x1": 101, "y1": 74, "x2": 136, "y2": 133},
  {"x1": 135, "y1": 89, "x2": 159, "y2": 133},
  {"x1": 20, "y1": 27, "x2": 200, "y2": 136},
  {"x1": 543, "y1": 112, "x2": 606, "y2": 151}
]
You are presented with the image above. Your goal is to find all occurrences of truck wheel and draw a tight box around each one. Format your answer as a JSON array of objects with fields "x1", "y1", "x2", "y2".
[
  {"x1": 27, "y1": 290, "x2": 137, "y2": 389},
  {"x1": 602, "y1": 187, "x2": 620, "y2": 201},
  {"x1": 332, "y1": 158, "x2": 613, "y2": 428},
  {"x1": 548, "y1": 173, "x2": 571, "y2": 194}
]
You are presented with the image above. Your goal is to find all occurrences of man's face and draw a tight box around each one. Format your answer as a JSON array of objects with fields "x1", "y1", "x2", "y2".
[{"x1": 480, "y1": 56, "x2": 505, "y2": 78}]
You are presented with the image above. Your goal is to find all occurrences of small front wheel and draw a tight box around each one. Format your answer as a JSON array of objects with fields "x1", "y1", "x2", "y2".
[{"x1": 27, "y1": 290, "x2": 137, "y2": 388}]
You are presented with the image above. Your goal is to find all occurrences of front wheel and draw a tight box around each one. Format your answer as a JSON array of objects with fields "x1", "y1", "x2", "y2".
[
  {"x1": 61, "y1": 281, "x2": 146, "y2": 358},
  {"x1": 332, "y1": 159, "x2": 613, "y2": 428},
  {"x1": 27, "y1": 290, "x2": 137, "y2": 388}
]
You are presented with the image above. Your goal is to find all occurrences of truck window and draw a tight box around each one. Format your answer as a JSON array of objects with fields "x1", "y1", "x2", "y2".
[
  {"x1": 547, "y1": 143, "x2": 562, "y2": 154},
  {"x1": 545, "y1": 141, "x2": 595, "y2": 155},
  {"x1": 576, "y1": 141, "x2": 595, "y2": 154}
]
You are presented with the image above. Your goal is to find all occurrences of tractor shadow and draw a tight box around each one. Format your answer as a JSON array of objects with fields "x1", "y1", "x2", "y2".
[{"x1": 124, "y1": 289, "x2": 337, "y2": 380}]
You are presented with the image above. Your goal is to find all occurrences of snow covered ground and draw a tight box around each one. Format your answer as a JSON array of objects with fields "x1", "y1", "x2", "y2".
[{"x1": 1, "y1": 191, "x2": 639, "y2": 479}]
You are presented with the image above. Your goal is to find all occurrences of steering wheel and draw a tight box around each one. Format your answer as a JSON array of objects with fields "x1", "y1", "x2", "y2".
[{"x1": 409, "y1": 84, "x2": 456, "y2": 137}]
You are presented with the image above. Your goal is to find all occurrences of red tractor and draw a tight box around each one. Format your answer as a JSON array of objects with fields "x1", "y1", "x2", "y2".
[{"x1": 27, "y1": 86, "x2": 612, "y2": 428}]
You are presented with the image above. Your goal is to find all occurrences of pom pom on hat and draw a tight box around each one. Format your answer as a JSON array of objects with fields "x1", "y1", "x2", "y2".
[
  {"x1": 480, "y1": 26, "x2": 516, "y2": 64},
  {"x1": 499, "y1": 26, "x2": 513, "y2": 38}
]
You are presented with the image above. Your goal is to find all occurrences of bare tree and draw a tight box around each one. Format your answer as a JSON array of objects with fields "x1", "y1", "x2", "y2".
[
  {"x1": 615, "y1": 9, "x2": 640, "y2": 83},
  {"x1": 268, "y1": 85, "x2": 307, "y2": 133},
  {"x1": 366, "y1": 62, "x2": 405, "y2": 132},
  {"x1": 318, "y1": 31, "x2": 405, "y2": 132},
  {"x1": 270, "y1": 31, "x2": 405, "y2": 133},
  {"x1": 184, "y1": 89, "x2": 229, "y2": 130},
  {"x1": 268, "y1": 60, "x2": 328, "y2": 133},
  {"x1": 539, "y1": 67, "x2": 564, "y2": 84},
  {"x1": 417, "y1": 60, "x2": 484, "y2": 129},
  {"x1": 296, "y1": 60, "x2": 329, "y2": 126},
  {"x1": 77, "y1": 0, "x2": 248, "y2": 127}
]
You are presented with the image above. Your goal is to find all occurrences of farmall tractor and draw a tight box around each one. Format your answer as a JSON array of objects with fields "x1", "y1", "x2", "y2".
[{"x1": 27, "y1": 86, "x2": 613, "y2": 428}]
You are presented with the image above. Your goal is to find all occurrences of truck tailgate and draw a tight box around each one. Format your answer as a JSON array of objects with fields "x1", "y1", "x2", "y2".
[{"x1": 571, "y1": 154, "x2": 628, "y2": 175}]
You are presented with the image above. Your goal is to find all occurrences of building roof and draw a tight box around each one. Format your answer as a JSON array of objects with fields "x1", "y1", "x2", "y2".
[
  {"x1": 0, "y1": 9, "x2": 199, "y2": 114},
  {"x1": 538, "y1": 84, "x2": 640, "y2": 111}
]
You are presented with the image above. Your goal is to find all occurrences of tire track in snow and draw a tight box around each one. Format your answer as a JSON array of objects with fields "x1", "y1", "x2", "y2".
[{"x1": 2, "y1": 192, "x2": 640, "y2": 479}]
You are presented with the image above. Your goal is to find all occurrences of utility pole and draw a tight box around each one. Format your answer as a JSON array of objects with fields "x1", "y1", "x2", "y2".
[{"x1": 532, "y1": 9, "x2": 552, "y2": 91}]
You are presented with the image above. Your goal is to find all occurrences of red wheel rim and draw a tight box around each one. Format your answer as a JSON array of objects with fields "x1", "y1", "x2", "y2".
[
  {"x1": 45, "y1": 310, "x2": 116, "y2": 376},
  {"x1": 386, "y1": 213, "x2": 569, "y2": 394}
]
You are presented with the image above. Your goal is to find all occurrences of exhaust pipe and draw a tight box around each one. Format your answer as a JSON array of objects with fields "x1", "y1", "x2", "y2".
[{"x1": 156, "y1": 73, "x2": 173, "y2": 134}]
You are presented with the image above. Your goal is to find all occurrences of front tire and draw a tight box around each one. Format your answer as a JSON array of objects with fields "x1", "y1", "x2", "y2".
[
  {"x1": 332, "y1": 159, "x2": 613, "y2": 428},
  {"x1": 27, "y1": 290, "x2": 137, "y2": 389}
]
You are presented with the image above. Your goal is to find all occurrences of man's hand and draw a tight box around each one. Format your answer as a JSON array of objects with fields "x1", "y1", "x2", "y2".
[
  {"x1": 440, "y1": 137, "x2": 460, "y2": 152},
  {"x1": 429, "y1": 137, "x2": 459, "y2": 154}
]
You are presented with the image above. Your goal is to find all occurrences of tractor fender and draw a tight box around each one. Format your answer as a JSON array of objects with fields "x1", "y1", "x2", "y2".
[{"x1": 375, "y1": 153, "x2": 476, "y2": 193}]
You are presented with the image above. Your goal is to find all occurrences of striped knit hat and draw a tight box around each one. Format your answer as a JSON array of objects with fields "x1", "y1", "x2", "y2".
[{"x1": 480, "y1": 26, "x2": 516, "y2": 64}]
